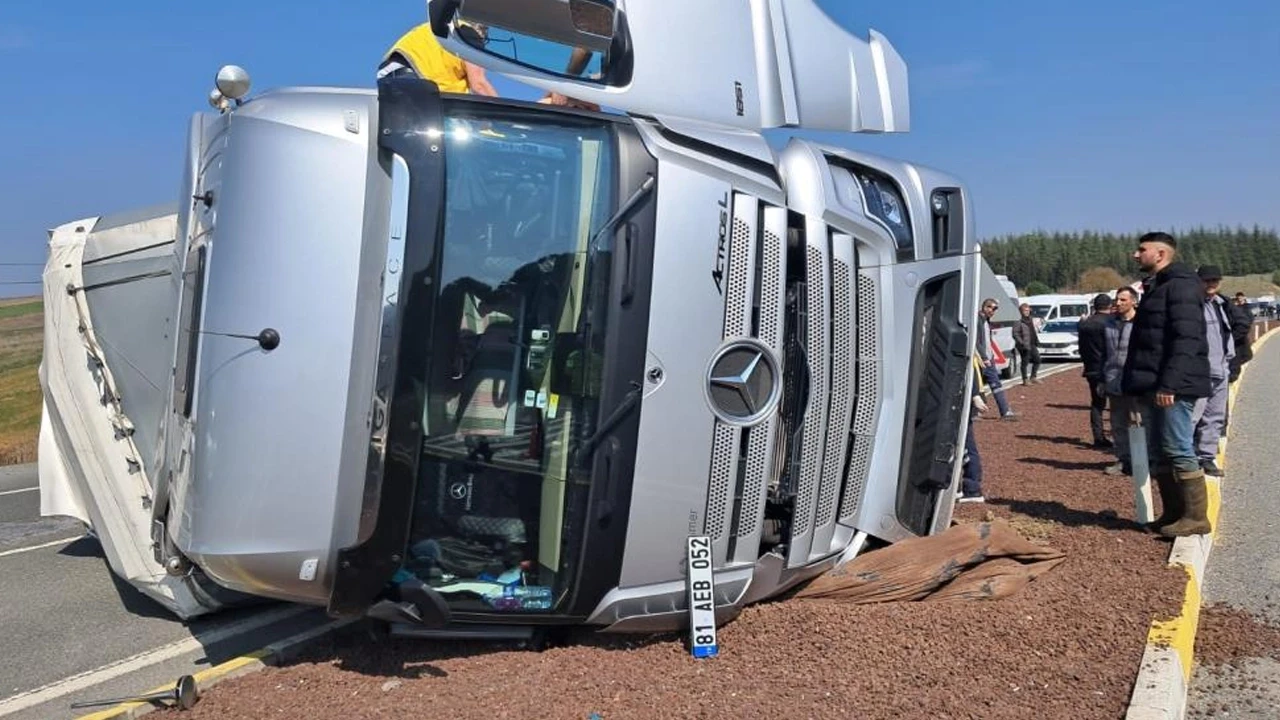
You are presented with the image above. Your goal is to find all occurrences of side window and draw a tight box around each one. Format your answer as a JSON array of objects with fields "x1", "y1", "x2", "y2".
[{"x1": 174, "y1": 244, "x2": 208, "y2": 418}]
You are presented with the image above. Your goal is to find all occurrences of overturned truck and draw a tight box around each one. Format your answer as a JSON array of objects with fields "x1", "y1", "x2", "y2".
[{"x1": 38, "y1": 0, "x2": 981, "y2": 636}]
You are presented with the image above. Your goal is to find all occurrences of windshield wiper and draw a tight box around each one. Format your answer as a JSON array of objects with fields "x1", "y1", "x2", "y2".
[
  {"x1": 589, "y1": 174, "x2": 655, "y2": 253},
  {"x1": 575, "y1": 381, "x2": 642, "y2": 465},
  {"x1": 575, "y1": 381, "x2": 643, "y2": 525}
]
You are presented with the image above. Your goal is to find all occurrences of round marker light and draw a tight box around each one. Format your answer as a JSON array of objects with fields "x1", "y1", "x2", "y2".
[{"x1": 215, "y1": 65, "x2": 252, "y2": 101}]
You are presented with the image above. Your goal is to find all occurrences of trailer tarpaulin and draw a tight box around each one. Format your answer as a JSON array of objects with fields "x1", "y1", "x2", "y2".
[
  {"x1": 38, "y1": 214, "x2": 210, "y2": 619},
  {"x1": 795, "y1": 521, "x2": 1065, "y2": 603}
]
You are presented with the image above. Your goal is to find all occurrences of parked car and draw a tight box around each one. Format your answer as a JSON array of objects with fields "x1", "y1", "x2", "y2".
[{"x1": 1037, "y1": 319, "x2": 1081, "y2": 360}]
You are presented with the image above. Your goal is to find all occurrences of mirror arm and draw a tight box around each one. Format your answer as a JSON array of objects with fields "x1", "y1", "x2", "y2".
[{"x1": 429, "y1": 0, "x2": 461, "y2": 38}]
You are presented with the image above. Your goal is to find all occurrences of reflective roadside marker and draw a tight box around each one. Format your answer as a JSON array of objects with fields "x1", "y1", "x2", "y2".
[{"x1": 686, "y1": 535, "x2": 718, "y2": 658}]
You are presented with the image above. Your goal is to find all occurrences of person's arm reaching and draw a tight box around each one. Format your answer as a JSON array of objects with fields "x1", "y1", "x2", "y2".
[
  {"x1": 542, "y1": 46, "x2": 597, "y2": 107},
  {"x1": 464, "y1": 61, "x2": 499, "y2": 96}
]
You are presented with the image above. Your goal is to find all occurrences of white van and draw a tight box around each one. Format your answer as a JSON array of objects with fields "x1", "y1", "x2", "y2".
[{"x1": 1020, "y1": 294, "x2": 1093, "y2": 327}]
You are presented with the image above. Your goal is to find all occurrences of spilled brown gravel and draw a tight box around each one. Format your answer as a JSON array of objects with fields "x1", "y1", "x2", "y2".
[
  {"x1": 158, "y1": 368, "x2": 1188, "y2": 720},
  {"x1": 1194, "y1": 603, "x2": 1280, "y2": 667}
]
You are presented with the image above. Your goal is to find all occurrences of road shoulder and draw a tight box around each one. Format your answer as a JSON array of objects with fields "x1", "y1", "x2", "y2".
[{"x1": 1126, "y1": 324, "x2": 1280, "y2": 719}]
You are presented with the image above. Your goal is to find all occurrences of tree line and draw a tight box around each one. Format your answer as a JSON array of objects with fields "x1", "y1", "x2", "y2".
[{"x1": 982, "y1": 226, "x2": 1280, "y2": 293}]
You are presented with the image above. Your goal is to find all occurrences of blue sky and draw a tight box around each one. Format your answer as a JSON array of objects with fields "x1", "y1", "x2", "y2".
[{"x1": 2, "y1": 0, "x2": 1278, "y2": 295}]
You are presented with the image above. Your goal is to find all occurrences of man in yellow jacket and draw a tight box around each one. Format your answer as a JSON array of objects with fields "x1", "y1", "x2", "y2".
[{"x1": 377, "y1": 22, "x2": 498, "y2": 96}]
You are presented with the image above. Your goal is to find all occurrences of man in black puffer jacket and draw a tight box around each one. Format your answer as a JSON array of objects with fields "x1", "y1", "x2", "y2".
[{"x1": 1121, "y1": 232, "x2": 1212, "y2": 537}]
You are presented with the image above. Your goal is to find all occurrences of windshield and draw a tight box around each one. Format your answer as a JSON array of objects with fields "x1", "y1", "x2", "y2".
[
  {"x1": 1042, "y1": 320, "x2": 1079, "y2": 334},
  {"x1": 402, "y1": 109, "x2": 616, "y2": 614}
]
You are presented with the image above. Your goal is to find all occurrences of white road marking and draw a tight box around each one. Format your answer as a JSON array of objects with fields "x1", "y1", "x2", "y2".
[
  {"x1": 0, "y1": 536, "x2": 86, "y2": 559},
  {"x1": 0, "y1": 604, "x2": 313, "y2": 717},
  {"x1": 0, "y1": 487, "x2": 38, "y2": 498}
]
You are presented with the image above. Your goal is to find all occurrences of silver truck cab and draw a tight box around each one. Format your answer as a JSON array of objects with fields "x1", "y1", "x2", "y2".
[{"x1": 38, "y1": 0, "x2": 980, "y2": 634}]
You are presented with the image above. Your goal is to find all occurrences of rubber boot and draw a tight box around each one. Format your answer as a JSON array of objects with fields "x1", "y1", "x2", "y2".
[
  {"x1": 1145, "y1": 470, "x2": 1182, "y2": 533},
  {"x1": 1160, "y1": 469, "x2": 1212, "y2": 537}
]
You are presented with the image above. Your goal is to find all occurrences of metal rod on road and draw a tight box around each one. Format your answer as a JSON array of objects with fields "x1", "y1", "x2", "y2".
[{"x1": 68, "y1": 675, "x2": 198, "y2": 711}]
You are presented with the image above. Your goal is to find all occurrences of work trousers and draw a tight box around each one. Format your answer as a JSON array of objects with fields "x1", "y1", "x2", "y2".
[
  {"x1": 1109, "y1": 394, "x2": 1142, "y2": 464},
  {"x1": 1191, "y1": 376, "x2": 1229, "y2": 463},
  {"x1": 1017, "y1": 346, "x2": 1040, "y2": 383},
  {"x1": 980, "y1": 364, "x2": 1011, "y2": 417},
  {"x1": 1088, "y1": 379, "x2": 1108, "y2": 444}
]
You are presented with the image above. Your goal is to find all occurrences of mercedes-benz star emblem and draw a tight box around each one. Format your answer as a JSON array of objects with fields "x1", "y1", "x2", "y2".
[{"x1": 706, "y1": 340, "x2": 780, "y2": 426}]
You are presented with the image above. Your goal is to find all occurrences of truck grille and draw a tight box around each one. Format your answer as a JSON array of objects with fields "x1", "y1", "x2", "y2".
[{"x1": 704, "y1": 193, "x2": 881, "y2": 569}]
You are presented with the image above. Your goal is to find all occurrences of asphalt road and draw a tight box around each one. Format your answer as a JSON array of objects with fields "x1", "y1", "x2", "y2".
[
  {"x1": 1187, "y1": 335, "x2": 1280, "y2": 718},
  {"x1": 0, "y1": 464, "x2": 331, "y2": 720}
]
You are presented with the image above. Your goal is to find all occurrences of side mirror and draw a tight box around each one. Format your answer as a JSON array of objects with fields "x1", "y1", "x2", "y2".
[{"x1": 431, "y1": 0, "x2": 626, "y2": 85}]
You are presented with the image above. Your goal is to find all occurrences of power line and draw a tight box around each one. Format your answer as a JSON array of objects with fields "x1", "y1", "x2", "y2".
[
  {"x1": 0, "y1": 262, "x2": 45, "y2": 266},
  {"x1": 0, "y1": 281, "x2": 42, "y2": 286}
]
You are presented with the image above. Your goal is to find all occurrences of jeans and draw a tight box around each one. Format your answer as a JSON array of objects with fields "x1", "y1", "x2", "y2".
[
  {"x1": 980, "y1": 364, "x2": 1011, "y2": 416},
  {"x1": 1017, "y1": 346, "x2": 1040, "y2": 383},
  {"x1": 962, "y1": 419, "x2": 983, "y2": 496},
  {"x1": 1144, "y1": 395, "x2": 1200, "y2": 474}
]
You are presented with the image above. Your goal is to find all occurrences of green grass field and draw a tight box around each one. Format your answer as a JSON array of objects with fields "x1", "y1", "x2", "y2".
[{"x1": 0, "y1": 296, "x2": 43, "y2": 465}]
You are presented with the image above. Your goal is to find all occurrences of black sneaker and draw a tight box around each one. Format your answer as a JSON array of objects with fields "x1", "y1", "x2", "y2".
[{"x1": 1200, "y1": 459, "x2": 1222, "y2": 476}]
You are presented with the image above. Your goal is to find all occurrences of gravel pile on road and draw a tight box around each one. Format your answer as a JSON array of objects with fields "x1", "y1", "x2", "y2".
[
  {"x1": 159, "y1": 370, "x2": 1186, "y2": 719},
  {"x1": 1195, "y1": 603, "x2": 1280, "y2": 667},
  {"x1": 1188, "y1": 605, "x2": 1280, "y2": 719}
]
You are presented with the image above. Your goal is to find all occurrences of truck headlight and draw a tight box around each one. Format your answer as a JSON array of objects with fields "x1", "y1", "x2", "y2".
[{"x1": 852, "y1": 169, "x2": 912, "y2": 254}]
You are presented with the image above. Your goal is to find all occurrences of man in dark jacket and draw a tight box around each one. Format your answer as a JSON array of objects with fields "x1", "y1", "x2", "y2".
[
  {"x1": 1078, "y1": 294, "x2": 1113, "y2": 448},
  {"x1": 1012, "y1": 303, "x2": 1041, "y2": 384},
  {"x1": 1101, "y1": 287, "x2": 1140, "y2": 476},
  {"x1": 1121, "y1": 231, "x2": 1212, "y2": 537},
  {"x1": 1227, "y1": 294, "x2": 1253, "y2": 382}
]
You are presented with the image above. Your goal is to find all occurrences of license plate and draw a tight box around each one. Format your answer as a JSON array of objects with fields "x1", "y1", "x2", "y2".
[{"x1": 685, "y1": 536, "x2": 718, "y2": 658}]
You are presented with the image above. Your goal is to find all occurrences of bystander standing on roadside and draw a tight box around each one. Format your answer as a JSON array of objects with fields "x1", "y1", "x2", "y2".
[
  {"x1": 1121, "y1": 232, "x2": 1211, "y2": 537},
  {"x1": 976, "y1": 298, "x2": 1018, "y2": 421},
  {"x1": 1227, "y1": 291, "x2": 1253, "y2": 383},
  {"x1": 1101, "y1": 287, "x2": 1140, "y2": 476},
  {"x1": 1078, "y1": 294, "x2": 1114, "y2": 449},
  {"x1": 1012, "y1": 303, "x2": 1042, "y2": 385},
  {"x1": 1189, "y1": 266, "x2": 1234, "y2": 477}
]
